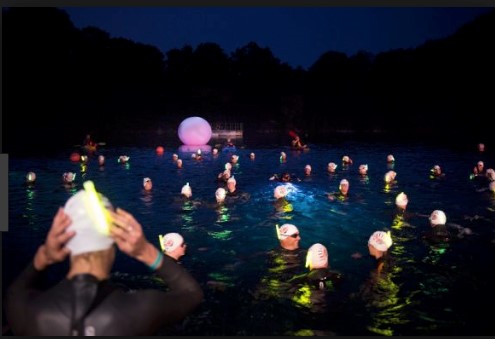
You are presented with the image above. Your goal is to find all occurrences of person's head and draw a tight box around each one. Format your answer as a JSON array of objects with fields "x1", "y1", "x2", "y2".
[
  {"x1": 64, "y1": 181, "x2": 116, "y2": 279},
  {"x1": 304, "y1": 164, "x2": 312, "y2": 176},
  {"x1": 429, "y1": 210, "x2": 447, "y2": 227},
  {"x1": 306, "y1": 243, "x2": 329, "y2": 270},
  {"x1": 118, "y1": 155, "x2": 129, "y2": 164},
  {"x1": 215, "y1": 187, "x2": 227, "y2": 203},
  {"x1": 476, "y1": 161, "x2": 484, "y2": 171},
  {"x1": 384, "y1": 170, "x2": 397, "y2": 184},
  {"x1": 368, "y1": 231, "x2": 393, "y2": 259},
  {"x1": 387, "y1": 154, "x2": 395, "y2": 163},
  {"x1": 219, "y1": 169, "x2": 231, "y2": 181},
  {"x1": 250, "y1": 152, "x2": 255, "y2": 160},
  {"x1": 159, "y1": 232, "x2": 186, "y2": 261},
  {"x1": 26, "y1": 171, "x2": 36, "y2": 184},
  {"x1": 98, "y1": 155, "x2": 105, "y2": 166},
  {"x1": 196, "y1": 149, "x2": 202, "y2": 156},
  {"x1": 359, "y1": 164, "x2": 368, "y2": 175},
  {"x1": 231, "y1": 155, "x2": 239, "y2": 164},
  {"x1": 181, "y1": 182, "x2": 192, "y2": 198},
  {"x1": 280, "y1": 152, "x2": 287, "y2": 161},
  {"x1": 478, "y1": 143, "x2": 485, "y2": 152},
  {"x1": 395, "y1": 192, "x2": 408, "y2": 209},
  {"x1": 225, "y1": 162, "x2": 232, "y2": 171},
  {"x1": 342, "y1": 155, "x2": 351, "y2": 164},
  {"x1": 328, "y1": 162, "x2": 337, "y2": 173},
  {"x1": 63, "y1": 172, "x2": 76, "y2": 184},
  {"x1": 486, "y1": 168, "x2": 495, "y2": 181},
  {"x1": 281, "y1": 172, "x2": 291, "y2": 182},
  {"x1": 227, "y1": 176, "x2": 237, "y2": 192},
  {"x1": 339, "y1": 179, "x2": 349, "y2": 195},
  {"x1": 431, "y1": 165, "x2": 442, "y2": 176},
  {"x1": 212, "y1": 148, "x2": 219, "y2": 155},
  {"x1": 274, "y1": 185, "x2": 288, "y2": 200},
  {"x1": 143, "y1": 177, "x2": 153, "y2": 191},
  {"x1": 176, "y1": 159, "x2": 183, "y2": 168},
  {"x1": 277, "y1": 223, "x2": 300, "y2": 250},
  {"x1": 172, "y1": 153, "x2": 179, "y2": 161}
]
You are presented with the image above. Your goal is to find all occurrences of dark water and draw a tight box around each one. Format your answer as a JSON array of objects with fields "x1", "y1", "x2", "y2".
[{"x1": 4, "y1": 141, "x2": 495, "y2": 335}]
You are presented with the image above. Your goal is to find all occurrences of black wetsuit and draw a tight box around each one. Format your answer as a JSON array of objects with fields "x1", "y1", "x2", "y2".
[{"x1": 6, "y1": 255, "x2": 203, "y2": 336}]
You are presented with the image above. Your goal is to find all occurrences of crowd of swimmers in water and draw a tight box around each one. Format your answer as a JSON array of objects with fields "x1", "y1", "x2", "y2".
[{"x1": 16, "y1": 139, "x2": 495, "y2": 335}]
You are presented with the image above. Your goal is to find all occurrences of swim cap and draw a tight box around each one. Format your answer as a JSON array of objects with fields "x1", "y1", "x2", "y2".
[
  {"x1": 143, "y1": 177, "x2": 152, "y2": 187},
  {"x1": 118, "y1": 155, "x2": 130, "y2": 163},
  {"x1": 26, "y1": 171, "x2": 36, "y2": 183},
  {"x1": 328, "y1": 162, "x2": 337, "y2": 170},
  {"x1": 477, "y1": 161, "x2": 484, "y2": 167},
  {"x1": 395, "y1": 192, "x2": 408, "y2": 208},
  {"x1": 160, "y1": 232, "x2": 184, "y2": 253},
  {"x1": 181, "y1": 182, "x2": 192, "y2": 198},
  {"x1": 359, "y1": 164, "x2": 368, "y2": 172},
  {"x1": 250, "y1": 152, "x2": 255, "y2": 158},
  {"x1": 368, "y1": 231, "x2": 393, "y2": 252},
  {"x1": 342, "y1": 156, "x2": 350, "y2": 163},
  {"x1": 306, "y1": 243, "x2": 328, "y2": 270},
  {"x1": 231, "y1": 155, "x2": 239, "y2": 162},
  {"x1": 486, "y1": 168, "x2": 495, "y2": 181},
  {"x1": 212, "y1": 148, "x2": 218, "y2": 155},
  {"x1": 429, "y1": 210, "x2": 447, "y2": 226},
  {"x1": 305, "y1": 164, "x2": 312, "y2": 171},
  {"x1": 63, "y1": 172, "x2": 76, "y2": 183},
  {"x1": 172, "y1": 153, "x2": 178, "y2": 159},
  {"x1": 384, "y1": 170, "x2": 397, "y2": 183},
  {"x1": 387, "y1": 154, "x2": 395, "y2": 162},
  {"x1": 225, "y1": 163, "x2": 232, "y2": 171},
  {"x1": 227, "y1": 176, "x2": 236, "y2": 185},
  {"x1": 339, "y1": 179, "x2": 349, "y2": 189},
  {"x1": 278, "y1": 223, "x2": 299, "y2": 240},
  {"x1": 64, "y1": 181, "x2": 114, "y2": 256},
  {"x1": 274, "y1": 185, "x2": 288, "y2": 199},
  {"x1": 215, "y1": 187, "x2": 226, "y2": 202}
]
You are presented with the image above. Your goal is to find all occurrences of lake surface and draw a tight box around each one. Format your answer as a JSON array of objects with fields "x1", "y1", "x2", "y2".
[{"x1": 3, "y1": 141, "x2": 495, "y2": 335}]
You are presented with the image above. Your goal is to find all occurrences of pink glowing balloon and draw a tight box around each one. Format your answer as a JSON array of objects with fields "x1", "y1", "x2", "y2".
[{"x1": 178, "y1": 117, "x2": 212, "y2": 145}]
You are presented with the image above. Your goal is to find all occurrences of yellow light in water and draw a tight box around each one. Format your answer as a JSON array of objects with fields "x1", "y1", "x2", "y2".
[{"x1": 83, "y1": 181, "x2": 110, "y2": 235}]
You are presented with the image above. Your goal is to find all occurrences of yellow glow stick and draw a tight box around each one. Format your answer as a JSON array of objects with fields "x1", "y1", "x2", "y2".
[
  {"x1": 275, "y1": 224, "x2": 281, "y2": 240},
  {"x1": 158, "y1": 234, "x2": 165, "y2": 252},
  {"x1": 83, "y1": 180, "x2": 110, "y2": 235}
]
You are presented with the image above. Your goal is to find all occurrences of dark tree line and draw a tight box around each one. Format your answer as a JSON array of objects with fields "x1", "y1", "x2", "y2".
[{"x1": 3, "y1": 7, "x2": 494, "y2": 155}]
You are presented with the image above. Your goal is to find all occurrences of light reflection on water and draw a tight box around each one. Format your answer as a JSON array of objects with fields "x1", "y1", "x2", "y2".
[{"x1": 4, "y1": 142, "x2": 495, "y2": 335}]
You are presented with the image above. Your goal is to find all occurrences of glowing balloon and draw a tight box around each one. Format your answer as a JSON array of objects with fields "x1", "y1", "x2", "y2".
[{"x1": 178, "y1": 117, "x2": 212, "y2": 146}]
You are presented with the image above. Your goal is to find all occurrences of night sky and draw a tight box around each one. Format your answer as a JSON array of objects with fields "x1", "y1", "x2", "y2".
[{"x1": 62, "y1": 7, "x2": 492, "y2": 69}]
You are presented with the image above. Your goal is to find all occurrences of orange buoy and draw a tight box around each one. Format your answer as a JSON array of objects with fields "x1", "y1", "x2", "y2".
[
  {"x1": 156, "y1": 146, "x2": 165, "y2": 155},
  {"x1": 70, "y1": 152, "x2": 81, "y2": 162}
]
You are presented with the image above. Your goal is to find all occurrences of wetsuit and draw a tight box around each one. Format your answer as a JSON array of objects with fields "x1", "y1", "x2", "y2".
[{"x1": 6, "y1": 255, "x2": 203, "y2": 336}]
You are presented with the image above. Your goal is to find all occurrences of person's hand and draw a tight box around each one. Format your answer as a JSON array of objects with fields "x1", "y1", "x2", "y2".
[
  {"x1": 34, "y1": 207, "x2": 75, "y2": 270},
  {"x1": 109, "y1": 208, "x2": 148, "y2": 258},
  {"x1": 110, "y1": 208, "x2": 159, "y2": 267}
]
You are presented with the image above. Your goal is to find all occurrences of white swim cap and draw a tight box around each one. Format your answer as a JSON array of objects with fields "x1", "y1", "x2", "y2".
[
  {"x1": 328, "y1": 162, "x2": 337, "y2": 170},
  {"x1": 387, "y1": 154, "x2": 395, "y2": 162},
  {"x1": 274, "y1": 185, "x2": 288, "y2": 199},
  {"x1": 342, "y1": 156, "x2": 350, "y2": 163},
  {"x1": 305, "y1": 164, "x2": 312, "y2": 171},
  {"x1": 306, "y1": 243, "x2": 328, "y2": 270},
  {"x1": 143, "y1": 177, "x2": 151, "y2": 187},
  {"x1": 277, "y1": 223, "x2": 299, "y2": 240},
  {"x1": 429, "y1": 210, "x2": 447, "y2": 226},
  {"x1": 181, "y1": 182, "x2": 192, "y2": 198},
  {"x1": 359, "y1": 164, "x2": 368, "y2": 171},
  {"x1": 384, "y1": 170, "x2": 397, "y2": 183},
  {"x1": 339, "y1": 179, "x2": 349, "y2": 189},
  {"x1": 160, "y1": 232, "x2": 184, "y2": 253},
  {"x1": 227, "y1": 176, "x2": 236, "y2": 185},
  {"x1": 63, "y1": 172, "x2": 76, "y2": 183},
  {"x1": 215, "y1": 187, "x2": 226, "y2": 202},
  {"x1": 26, "y1": 171, "x2": 36, "y2": 183},
  {"x1": 486, "y1": 168, "x2": 495, "y2": 181},
  {"x1": 64, "y1": 181, "x2": 114, "y2": 256},
  {"x1": 368, "y1": 231, "x2": 393, "y2": 252},
  {"x1": 395, "y1": 192, "x2": 408, "y2": 208}
]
